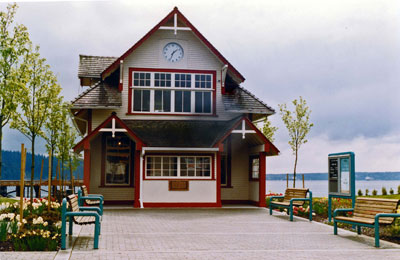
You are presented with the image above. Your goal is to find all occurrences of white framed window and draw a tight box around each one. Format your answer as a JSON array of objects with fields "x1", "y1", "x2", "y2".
[
  {"x1": 249, "y1": 156, "x2": 259, "y2": 180},
  {"x1": 130, "y1": 71, "x2": 214, "y2": 114},
  {"x1": 146, "y1": 155, "x2": 212, "y2": 179}
]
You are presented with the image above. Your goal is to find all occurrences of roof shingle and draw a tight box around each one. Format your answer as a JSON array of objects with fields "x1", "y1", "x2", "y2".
[
  {"x1": 123, "y1": 117, "x2": 241, "y2": 148},
  {"x1": 79, "y1": 55, "x2": 118, "y2": 78},
  {"x1": 71, "y1": 82, "x2": 121, "y2": 109},
  {"x1": 222, "y1": 86, "x2": 275, "y2": 115}
]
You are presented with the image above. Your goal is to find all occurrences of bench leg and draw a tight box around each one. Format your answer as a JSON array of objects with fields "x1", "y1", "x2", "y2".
[
  {"x1": 334, "y1": 221, "x2": 337, "y2": 235},
  {"x1": 289, "y1": 207, "x2": 294, "y2": 221},
  {"x1": 374, "y1": 222, "x2": 380, "y2": 247},
  {"x1": 94, "y1": 218, "x2": 100, "y2": 249},
  {"x1": 357, "y1": 225, "x2": 361, "y2": 235},
  {"x1": 61, "y1": 214, "x2": 66, "y2": 250},
  {"x1": 269, "y1": 205, "x2": 273, "y2": 215},
  {"x1": 69, "y1": 217, "x2": 73, "y2": 235},
  {"x1": 309, "y1": 199, "x2": 313, "y2": 221}
]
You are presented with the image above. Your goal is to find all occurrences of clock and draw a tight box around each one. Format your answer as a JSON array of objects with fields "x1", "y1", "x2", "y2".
[{"x1": 163, "y1": 42, "x2": 184, "y2": 63}]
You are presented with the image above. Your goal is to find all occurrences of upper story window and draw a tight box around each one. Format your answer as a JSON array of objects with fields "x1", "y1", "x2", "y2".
[{"x1": 129, "y1": 69, "x2": 215, "y2": 115}]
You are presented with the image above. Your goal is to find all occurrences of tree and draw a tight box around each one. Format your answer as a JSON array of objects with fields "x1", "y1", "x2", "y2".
[
  {"x1": 279, "y1": 96, "x2": 313, "y2": 187},
  {"x1": 43, "y1": 95, "x2": 63, "y2": 197},
  {"x1": 11, "y1": 46, "x2": 61, "y2": 202},
  {"x1": 55, "y1": 102, "x2": 79, "y2": 195},
  {"x1": 261, "y1": 118, "x2": 278, "y2": 142},
  {"x1": 0, "y1": 3, "x2": 31, "y2": 181}
]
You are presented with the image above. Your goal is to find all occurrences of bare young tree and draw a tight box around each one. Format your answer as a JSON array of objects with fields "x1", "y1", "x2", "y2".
[{"x1": 279, "y1": 96, "x2": 313, "y2": 187}]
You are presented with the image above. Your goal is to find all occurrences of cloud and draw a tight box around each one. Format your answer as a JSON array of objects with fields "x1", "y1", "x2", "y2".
[
  {"x1": 0, "y1": 0, "x2": 398, "y2": 171},
  {"x1": 267, "y1": 132, "x2": 400, "y2": 173}
]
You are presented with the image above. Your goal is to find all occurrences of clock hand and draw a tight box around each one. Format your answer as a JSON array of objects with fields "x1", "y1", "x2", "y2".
[{"x1": 169, "y1": 50, "x2": 178, "y2": 60}]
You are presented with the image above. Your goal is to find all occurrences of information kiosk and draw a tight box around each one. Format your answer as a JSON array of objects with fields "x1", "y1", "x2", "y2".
[{"x1": 328, "y1": 152, "x2": 355, "y2": 222}]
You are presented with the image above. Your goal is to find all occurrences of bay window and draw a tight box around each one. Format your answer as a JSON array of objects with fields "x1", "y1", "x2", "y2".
[{"x1": 130, "y1": 70, "x2": 214, "y2": 114}]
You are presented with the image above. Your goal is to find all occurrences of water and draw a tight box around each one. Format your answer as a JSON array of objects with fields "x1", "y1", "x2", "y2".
[
  {"x1": 4, "y1": 181, "x2": 400, "y2": 199},
  {"x1": 266, "y1": 180, "x2": 400, "y2": 197},
  {"x1": 3, "y1": 186, "x2": 79, "y2": 198}
]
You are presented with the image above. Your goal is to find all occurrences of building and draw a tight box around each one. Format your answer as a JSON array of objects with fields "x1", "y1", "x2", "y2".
[{"x1": 71, "y1": 7, "x2": 279, "y2": 208}]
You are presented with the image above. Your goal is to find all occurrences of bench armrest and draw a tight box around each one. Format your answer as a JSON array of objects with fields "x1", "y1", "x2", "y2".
[
  {"x1": 79, "y1": 206, "x2": 102, "y2": 215},
  {"x1": 86, "y1": 194, "x2": 104, "y2": 199},
  {"x1": 333, "y1": 208, "x2": 354, "y2": 218},
  {"x1": 80, "y1": 196, "x2": 103, "y2": 202},
  {"x1": 269, "y1": 196, "x2": 284, "y2": 202},
  {"x1": 65, "y1": 211, "x2": 100, "y2": 218},
  {"x1": 289, "y1": 198, "x2": 312, "y2": 207},
  {"x1": 375, "y1": 213, "x2": 400, "y2": 222}
]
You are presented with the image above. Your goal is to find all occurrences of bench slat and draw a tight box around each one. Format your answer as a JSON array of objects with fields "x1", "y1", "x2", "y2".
[
  {"x1": 282, "y1": 188, "x2": 309, "y2": 206},
  {"x1": 335, "y1": 197, "x2": 399, "y2": 225}
]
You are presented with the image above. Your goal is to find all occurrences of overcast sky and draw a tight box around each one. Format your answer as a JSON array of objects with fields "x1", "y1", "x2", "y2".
[{"x1": 1, "y1": 0, "x2": 399, "y2": 173}]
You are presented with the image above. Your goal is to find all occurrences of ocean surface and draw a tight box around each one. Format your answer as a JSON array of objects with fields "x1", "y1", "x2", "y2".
[
  {"x1": 3, "y1": 180, "x2": 400, "y2": 199},
  {"x1": 267, "y1": 180, "x2": 400, "y2": 197}
]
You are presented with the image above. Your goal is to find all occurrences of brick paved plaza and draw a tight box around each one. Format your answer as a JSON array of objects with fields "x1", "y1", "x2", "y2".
[{"x1": 1, "y1": 207, "x2": 400, "y2": 260}]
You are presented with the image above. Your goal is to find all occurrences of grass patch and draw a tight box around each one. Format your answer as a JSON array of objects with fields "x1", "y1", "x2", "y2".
[
  {"x1": 0, "y1": 197, "x2": 17, "y2": 204},
  {"x1": 366, "y1": 194, "x2": 400, "y2": 199}
]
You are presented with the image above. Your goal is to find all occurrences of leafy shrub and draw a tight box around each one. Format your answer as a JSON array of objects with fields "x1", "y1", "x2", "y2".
[
  {"x1": 312, "y1": 197, "x2": 352, "y2": 219},
  {"x1": 398, "y1": 185, "x2": 400, "y2": 195},
  {"x1": 365, "y1": 189, "x2": 369, "y2": 196},
  {"x1": 390, "y1": 188, "x2": 394, "y2": 195},
  {"x1": 382, "y1": 187, "x2": 387, "y2": 195},
  {"x1": 357, "y1": 189, "x2": 363, "y2": 196},
  {"x1": 372, "y1": 189, "x2": 378, "y2": 196},
  {"x1": 0, "y1": 221, "x2": 7, "y2": 241}
]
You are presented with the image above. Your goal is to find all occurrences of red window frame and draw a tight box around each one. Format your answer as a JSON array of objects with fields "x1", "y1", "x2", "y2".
[
  {"x1": 127, "y1": 68, "x2": 217, "y2": 116},
  {"x1": 143, "y1": 153, "x2": 216, "y2": 180}
]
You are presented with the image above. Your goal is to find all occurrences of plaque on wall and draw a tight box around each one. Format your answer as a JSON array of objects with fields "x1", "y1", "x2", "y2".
[{"x1": 169, "y1": 180, "x2": 189, "y2": 191}]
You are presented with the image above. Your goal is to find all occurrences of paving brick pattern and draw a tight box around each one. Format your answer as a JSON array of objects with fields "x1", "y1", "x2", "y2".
[
  {"x1": 68, "y1": 208, "x2": 400, "y2": 259},
  {"x1": 2, "y1": 208, "x2": 400, "y2": 259}
]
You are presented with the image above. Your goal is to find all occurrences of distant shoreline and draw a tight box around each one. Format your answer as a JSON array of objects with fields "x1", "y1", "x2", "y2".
[{"x1": 266, "y1": 172, "x2": 400, "y2": 181}]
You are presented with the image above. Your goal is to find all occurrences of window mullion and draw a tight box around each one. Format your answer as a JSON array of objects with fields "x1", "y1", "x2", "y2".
[{"x1": 177, "y1": 156, "x2": 181, "y2": 177}]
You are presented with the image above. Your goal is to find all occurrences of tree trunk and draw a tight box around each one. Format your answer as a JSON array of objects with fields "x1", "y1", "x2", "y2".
[
  {"x1": 30, "y1": 135, "x2": 35, "y2": 204},
  {"x1": 293, "y1": 145, "x2": 298, "y2": 188}
]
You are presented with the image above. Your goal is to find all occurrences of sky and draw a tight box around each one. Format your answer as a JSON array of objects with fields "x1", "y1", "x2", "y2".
[{"x1": 0, "y1": 0, "x2": 399, "y2": 173}]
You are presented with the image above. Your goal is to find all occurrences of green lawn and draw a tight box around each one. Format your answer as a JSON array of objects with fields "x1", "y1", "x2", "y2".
[
  {"x1": 367, "y1": 194, "x2": 400, "y2": 199},
  {"x1": 0, "y1": 197, "x2": 18, "y2": 204}
]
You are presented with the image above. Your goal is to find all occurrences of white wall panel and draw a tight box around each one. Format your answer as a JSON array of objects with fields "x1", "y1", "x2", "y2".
[{"x1": 142, "y1": 180, "x2": 216, "y2": 203}]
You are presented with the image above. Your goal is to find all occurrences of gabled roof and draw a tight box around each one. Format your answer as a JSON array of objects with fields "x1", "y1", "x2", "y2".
[
  {"x1": 71, "y1": 81, "x2": 122, "y2": 109},
  {"x1": 74, "y1": 113, "x2": 144, "y2": 152},
  {"x1": 79, "y1": 55, "x2": 117, "y2": 78},
  {"x1": 222, "y1": 86, "x2": 275, "y2": 115},
  {"x1": 101, "y1": 7, "x2": 245, "y2": 83}
]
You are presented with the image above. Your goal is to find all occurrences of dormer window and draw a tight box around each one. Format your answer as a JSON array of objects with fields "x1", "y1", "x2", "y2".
[{"x1": 129, "y1": 69, "x2": 215, "y2": 115}]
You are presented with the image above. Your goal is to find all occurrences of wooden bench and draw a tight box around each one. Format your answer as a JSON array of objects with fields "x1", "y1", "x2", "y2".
[
  {"x1": 61, "y1": 194, "x2": 102, "y2": 249},
  {"x1": 333, "y1": 197, "x2": 400, "y2": 247},
  {"x1": 269, "y1": 188, "x2": 313, "y2": 221},
  {"x1": 78, "y1": 185, "x2": 104, "y2": 215}
]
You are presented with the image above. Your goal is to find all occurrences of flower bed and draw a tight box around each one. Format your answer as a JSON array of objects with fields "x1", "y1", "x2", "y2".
[{"x1": 0, "y1": 198, "x2": 61, "y2": 251}]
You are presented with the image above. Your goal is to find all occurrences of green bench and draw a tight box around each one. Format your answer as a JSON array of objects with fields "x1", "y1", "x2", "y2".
[
  {"x1": 333, "y1": 197, "x2": 400, "y2": 247},
  {"x1": 78, "y1": 185, "x2": 104, "y2": 215},
  {"x1": 61, "y1": 194, "x2": 102, "y2": 249},
  {"x1": 269, "y1": 188, "x2": 313, "y2": 221}
]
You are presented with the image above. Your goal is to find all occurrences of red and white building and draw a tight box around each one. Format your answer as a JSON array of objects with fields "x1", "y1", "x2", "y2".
[{"x1": 71, "y1": 7, "x2": 279, "y2": 208}]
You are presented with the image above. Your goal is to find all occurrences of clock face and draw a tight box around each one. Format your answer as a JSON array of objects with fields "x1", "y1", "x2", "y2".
[{"x1": 163, "y1": 42, "x2": 184, "y2": 63}]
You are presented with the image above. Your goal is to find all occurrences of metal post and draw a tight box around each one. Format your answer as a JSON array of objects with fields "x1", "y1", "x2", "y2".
[{"x1": 328, "y1": 194, "x2": 332, "y2": 222}]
